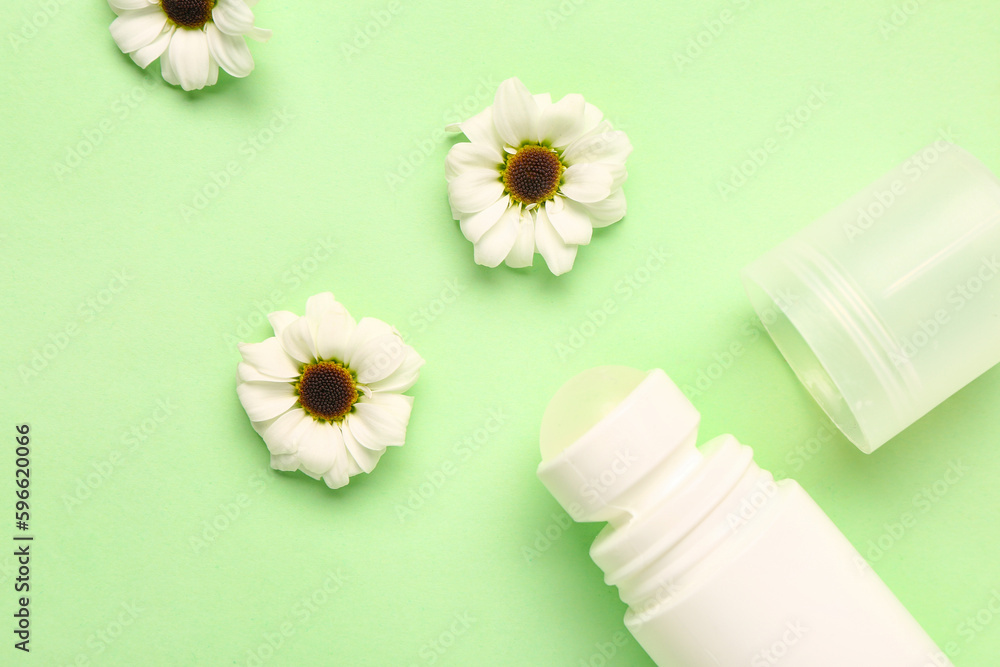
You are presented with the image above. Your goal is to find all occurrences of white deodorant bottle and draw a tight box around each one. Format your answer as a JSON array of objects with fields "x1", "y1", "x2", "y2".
[{"x1": 536, "y1": 366, "x2": 951, "y2": 667}]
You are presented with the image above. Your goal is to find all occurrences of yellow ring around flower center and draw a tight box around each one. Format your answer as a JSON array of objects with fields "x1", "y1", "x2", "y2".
[
  {"x1": 295, "y1": 361, "x2": 359, "y2": 422},
  {"x1": 160, "y1": 0, "x2": 216, "y2": 29},
  {"x1": 502, "y1": 145, "x2": 564, "y2": 205}
]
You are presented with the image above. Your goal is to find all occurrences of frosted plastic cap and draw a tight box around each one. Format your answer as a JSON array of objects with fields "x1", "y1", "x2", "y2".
[
  {"x1": 536, "y1": 368, "x2": 700, "y2": 523},
  {"x1": 743, "y1": 143, "x2": 1000, "y2": 452}
]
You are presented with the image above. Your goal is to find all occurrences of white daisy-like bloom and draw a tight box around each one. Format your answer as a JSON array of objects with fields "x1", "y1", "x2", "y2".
[
  {"x1": 236, "y1": 293, "x2": 424, "y2": 489},
  {"x1": 108, "y1": 0, "x2": 271, "y2": 91},
  {"x1": 445, "y1": 77, "x2": 632, "y2": 276}
]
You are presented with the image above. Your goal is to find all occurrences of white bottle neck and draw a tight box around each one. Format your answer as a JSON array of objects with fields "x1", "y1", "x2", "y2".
[{"x1": 593, "y1": 435, "x2": 778, "y2": 613}]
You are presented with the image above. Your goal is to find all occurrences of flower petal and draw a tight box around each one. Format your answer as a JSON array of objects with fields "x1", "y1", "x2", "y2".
[
  {"x1": 270, "y1": 453, "x2": 298, "y2": 472},
  {"x1": 322, "y1": 452, "x2": 351, "y2": 489},
  {"x1": 607, "y1": 163, "x2": 628, "y2": 190},
  {"x1": 504, "y1": 210, "x2": 535, "y2": 268},
  {"x1": 343, "y1": 317, "x2": 392, "y2": 366},
  {"x1": 207, "y1": 53, "x2": 219, "y2": 86},
  {"x1": 237, "y1": 380, "x2": 297, "y2": 422},
  {"x1": 303, "y1": 294, "x2": 357, "y2": 362},
  {"x1": 534, "y1": 205, "x2": 578, "y2": 276},
  {"x1": 315, "y1": 311, "x2": 356, "y2": 362},
  {"x1": 239, "y1": 337, "x2": 301, "y2": 379},
  {"x1": 346, "y1": 318, "x2": 412, "y2": 384},
  {"x1": 130, "y1": 24, "x2": 172, "y2": 68},
  {"x1": 279, "y1": 316, "x2": 318, "y2": 364},
  {"x1": 350, "y1": 394, "x2": 413, "y2": 449},
  {"x1": 446, "y1": 142, "x2": 502, "y2": 180},
  {"x1": 537, "y1": 93, "x2": 586, "y2": 147},
  {"x1": 560, "y1": 163, "x2": 613, "y2": 204},
  {"x1": 366, "y1": 346, "x2": 424, "y2": 394},
  {"x1": 473, "y1": 203, "x2": 520, "y2": 268},
  {"x1": 305, "y1": 292, "x2": 344, "y2": 321},
  {"x1": 581, "y1": 103, "x2": 606, "y2": 136},
  {"x1": 295, "y1": 420, "x2": 344, "y2": 477},
  {"x1": 447, "y1": 168, "x2": 504, "y2": 215},
  {"x1": 168, "y1": 27, "x2": 211, "y2": 91},
  {"x1": 267, "y1": 311, "x2": 298, "y2": 338},
  {"x1": 448, "y1": 106, "x2": 504, "y2": 155},
  {"x1": 532, "y1": 92, "x2": 553, "y2": 108},
  {"x1": 492, "y1": 77, "x2": 540, "y2": 147},
  {"x1": 260, "y1": 409, "x2": 309, "y2": 455},
  {"x1": 563, "y1": 128, "x2": 633, "y2": 166},
  {"x1": 342, "y1": 420, "x2": 383, "y2": 473},
  {"x1": 546, "y1": 197, "x2": 593, "y2": 246},
  {"x1": 248, "y1": 26, "x2": 272, "y2": 42},
  {"x1": 237, "y1": 361, "x2": 288, "y2": 383},
  {"x1": 206, "y1": 23, "x2": 254, "y2": 77},
  {"x1": 353, "y1": 334, "x2": 409, "y2": 384},
  {"x1": 212, "y1": 0, "x2": 256, "y2": 35},
  {"x1": 458, "y1": 195, "x2": 510, "y2": 244},
  {"x1": 160, "y1": 47, "x2": 180, "y2": 85},
  {"x1": 109, "y1": 5, "x2": 168, "y2": 54},
  {"x1": 572, "y1": 188, "x2": 627, "y2": 228}
]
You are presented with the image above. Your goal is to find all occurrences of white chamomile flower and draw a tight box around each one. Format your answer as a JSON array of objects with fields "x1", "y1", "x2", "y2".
[
  {"x1": 108, "y1": 0, "x2": 271, "y2": 91},
  {"x1": 236, "y1": 293, "x2": 424, "y2": 489},
  {"x1": 445, "y1": 77, "x2": 632, "y2": 276}
]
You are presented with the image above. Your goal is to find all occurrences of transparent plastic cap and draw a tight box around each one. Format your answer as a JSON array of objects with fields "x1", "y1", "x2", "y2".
[{"x1": 742, "y1": 142, "x2": 1000, "y2": 452}]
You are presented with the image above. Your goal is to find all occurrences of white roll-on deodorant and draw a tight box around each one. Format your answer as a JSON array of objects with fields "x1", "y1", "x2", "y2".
[{"x1": 536, "y1": 366, "x2": 951, "y2": 667}]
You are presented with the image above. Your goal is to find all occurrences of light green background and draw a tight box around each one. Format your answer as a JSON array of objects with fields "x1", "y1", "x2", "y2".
[{"x1": 2, "y1": 0, "x2": 999, "y2": 665}]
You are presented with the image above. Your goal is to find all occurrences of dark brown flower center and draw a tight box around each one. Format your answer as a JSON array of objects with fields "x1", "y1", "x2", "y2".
[
  {"x1": 296, "y1": 362, "x2": 359, "y2": 422},
  {"x1": 161, "y1": 0, "x2": 216, "y2": 29},
  {"x1": 502, "y1": 145, "x2": 564, "y2": 205}
]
